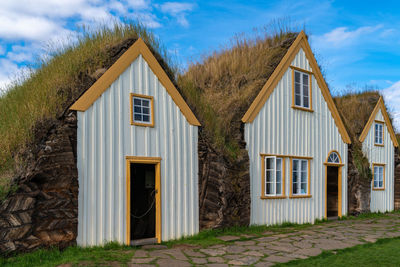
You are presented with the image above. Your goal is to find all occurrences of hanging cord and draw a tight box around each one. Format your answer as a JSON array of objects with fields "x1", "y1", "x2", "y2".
[{"x1": 131, "y1": 189, "x2": 156, "y2": 219}]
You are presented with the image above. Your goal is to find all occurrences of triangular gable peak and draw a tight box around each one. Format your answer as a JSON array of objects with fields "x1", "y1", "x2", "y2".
[
  {"x1": 359, "y1": 96, "x2": 398, "y2": 147},
  {"x1": 241, "y1": 31, "x2": 351, "y2": 144},
  {"x1": 70, "y1": 38, "x2": 200, "y2": 126}
]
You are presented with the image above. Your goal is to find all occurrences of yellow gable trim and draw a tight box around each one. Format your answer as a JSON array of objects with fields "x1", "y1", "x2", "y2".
[
  {"x1": 359, "y1": 97, "x2": 398, "y2": 147},
  {"x1": 241, "y1": 31, "x2": 351, "y2": 144},
  {"x1": 70, "y1": 38, "x2": 201, "y2": 126}
]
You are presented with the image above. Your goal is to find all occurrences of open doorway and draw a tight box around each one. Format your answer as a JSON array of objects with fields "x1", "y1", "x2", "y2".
[
  {"x1": 130, "y1": 163, "x2": 156, "y2": 242},
  {"x1": 327, "y1": 166, "x2": 339, "y2": 217},
  {"x1": 126, "y1": 157, "x2": 161, "y2": 246}
]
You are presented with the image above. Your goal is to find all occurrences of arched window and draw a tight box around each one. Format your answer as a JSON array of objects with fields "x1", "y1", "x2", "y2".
[{"x1": 327, "y1": 152, "x2": 340, "y2": 164}]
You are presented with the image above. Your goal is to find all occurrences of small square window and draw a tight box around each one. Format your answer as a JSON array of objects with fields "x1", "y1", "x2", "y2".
[{"x1": 130, "y1": 94, "x2": 154, "y2": 127}]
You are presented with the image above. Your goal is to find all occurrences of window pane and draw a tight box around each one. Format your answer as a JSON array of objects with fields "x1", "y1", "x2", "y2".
[
  {"x1": 134, "y1": 98, "x2": 141, "y2": 105},
  {"x1": 266, "y1": 170, "x2": 273, "y2": 182},
  {"x1": 303, "y1": 84, "x2": 309, "y2": 97},
  {"x1": 142, "y1": 107, "x2": 150, "y2": 115},
  {"x1": 134, "y1": 114, "x2": 142, "y2": 121},
  {"x1": 142, "y1": 115, "x2": 150, "y2": 122},
  {"x1": 276, "y1": 182, "x2": 281, "y2": 195},
  {"x1": 295, "y1": 94, "x2": 301, "y2": 106},
  {"x1": 293, "y1": 182, "x2": 298, "y2": 194},
  {"x1": 301, "y1": 160, "x2": 307, "y2": 172},
  {"x1": 303, "y1": 96, "x2": 309, "y2": 108},
  {"x1": 301, "y1": 182, "x2": 307, "y2": 194},
  {"x1": 301, "y1": 171, "x2": 307, "y2": 183},
  {"x1": 293, "y1": 160, "x2": 298, "y2": 171},
  {"x1": 295, "y1": 71, "x2": 301, "y2": 83},
  {"x1": 303, "y1": 73, "x2": 309, "y2": 84},
  {"x1": 266, "y1": 158, "x2": 274, "y2": 170},
  {"x1": 142, "y1": 100, "x2": 150, "y2": 107},
  {"x1": 266, "y1": 183, "x2": 272, "y2": 195},
  {"x1": 134, "y1": 106, "x2": 141, "y2": 113}
]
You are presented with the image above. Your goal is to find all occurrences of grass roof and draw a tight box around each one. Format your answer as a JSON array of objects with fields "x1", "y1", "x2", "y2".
[
  {"x1": 0, "y1": 22, "x2": 175, "y2": 195},
  {"x1": 178, "y1": 31, "x2": 298, "y2": 158},
  {"x1": 334, "y1": 91, "x2": 382, "y2": 144}
]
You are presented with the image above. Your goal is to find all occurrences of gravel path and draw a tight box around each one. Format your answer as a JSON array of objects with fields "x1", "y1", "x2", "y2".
[{"x1": 128, "y1": 213, "x2": 400, "y2": 266}]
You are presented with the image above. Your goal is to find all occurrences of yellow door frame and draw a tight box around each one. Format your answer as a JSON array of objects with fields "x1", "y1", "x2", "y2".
[
  {"x1": 126, "y1": 156, "x2": 162, "y2": 245},
  {"x1": 324, "y1": 151, "x2": 344, "y2": 219}
]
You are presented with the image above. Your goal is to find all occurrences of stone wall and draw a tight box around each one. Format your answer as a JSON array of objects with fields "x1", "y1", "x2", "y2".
[
  {"x1": 0, "y1": 112, "x2": 78, "y2": 255},
  {"x1": 395, "y1": 151, "x2": 400, "y2": 210},
  {"x1": 347, "y1": 147, "x2": 371, "y2": 215},
  {"x1": 198, "y1": 123, "x2": 250, "y2": 229}
]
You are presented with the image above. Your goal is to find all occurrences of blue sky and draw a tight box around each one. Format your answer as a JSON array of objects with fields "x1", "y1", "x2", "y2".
[{"x1": 0, "y1": 0, "x2": 399, "y2": 129}]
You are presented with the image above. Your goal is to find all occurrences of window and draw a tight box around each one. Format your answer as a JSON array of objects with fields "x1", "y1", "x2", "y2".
[
  {"x1": 292, "y1": 159, "x2": 309, "y2": 196},
  {"x1": 294, "y1": 70, "x2": 310, "y2": 109},
  {"x1": 264, "y1": 156, "x2": 284, "y2": 197},
  {"x1": 373, "y1": 165, "x2": 385, "y2": 190},
  {"x1": 130, "y1": 94, "x2": 154, "y2": 127},
  {"x1": 374, "y1": 122, "x2": 384, "y2": 145},
  {"x1": 327, "y1": 152, "x2": 340, "y2": 164}
]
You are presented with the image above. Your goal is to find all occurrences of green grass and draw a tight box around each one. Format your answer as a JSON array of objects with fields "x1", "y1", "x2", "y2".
[
  {"x1": 0, "y1": 243, "x2": 136, "y2": 267},
  {"x1": 278, "y1": 237, "x2": 400, "y2": 267}
]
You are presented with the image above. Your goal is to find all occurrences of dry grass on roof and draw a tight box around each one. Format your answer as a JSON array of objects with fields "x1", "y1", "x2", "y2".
[
  {"x1": 334, "y1": 91, "x2": 381, "y2": 143},
  {"x1": 178, "y1": 30, "x2": 298, "y2": 157},
  {"x1": 0, "y1": 22, "x2": 175, "y2": 196}
]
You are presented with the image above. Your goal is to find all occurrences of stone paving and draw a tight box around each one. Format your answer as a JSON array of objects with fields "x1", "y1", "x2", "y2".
[{"x1": 128, "y1": 213, "x2": 400, "y2": 266}]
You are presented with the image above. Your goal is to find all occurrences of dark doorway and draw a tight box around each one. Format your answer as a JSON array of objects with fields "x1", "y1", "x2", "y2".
[
  {"x1": 130, "y1": 163, "x2": 156, "y2": 241},
  {"x1": 327, "y1": 166, "x2": 339, "y2": 217}
]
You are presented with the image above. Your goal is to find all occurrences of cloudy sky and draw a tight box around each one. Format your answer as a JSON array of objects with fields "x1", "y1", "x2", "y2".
[{"x1": 0, "y1": 0, "x2": 399, "y2": 129}]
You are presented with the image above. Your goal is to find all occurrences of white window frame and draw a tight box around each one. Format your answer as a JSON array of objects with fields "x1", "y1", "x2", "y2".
[
  {"x1": 373, "y1": 165, "x2": 384, "y2": 190},
  {"x1": 292, "y1": 159, "x2": 309, "y2": 196},
  {"x1": 130, "y1": 94, "x2": 154, "y2": 126},
  {"x1": 374, "y1": 122, "x2": 384, "y2": 145},
  {"x1": 294, "y1": 70, "x2": 311, "y2": 109},
  {"x1": 264, "y1": 156, "x2": 283, "y2": 197}
]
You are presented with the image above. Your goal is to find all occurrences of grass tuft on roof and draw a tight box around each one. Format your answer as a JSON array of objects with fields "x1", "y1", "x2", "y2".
[
  {"x1": 178, "y1": 27, "x2": 299, "y2": 158},
  {"x1": 0, "y1": 21, "x2": 175, "y2": 196}
]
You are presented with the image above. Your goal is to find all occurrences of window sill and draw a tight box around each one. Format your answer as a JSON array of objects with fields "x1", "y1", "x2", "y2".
[
  {"x1": 260, "y1": 196, "x2": 286, "y2": 199},
  {"x1": 374, "y1": 144, "x2": 384, "y2": 147},
  {"x1": 132, "y1": 122, "x2": 155, "y2": 127},
  {"x1": 291, "y1": 106, "x2": 314, "y2": 113},
  {"x1": 372, "y1": 188, "x2": 385, "y2": 191},
  {"x1": 289, "y1": 195, "x2": 312, "y2": 199}
]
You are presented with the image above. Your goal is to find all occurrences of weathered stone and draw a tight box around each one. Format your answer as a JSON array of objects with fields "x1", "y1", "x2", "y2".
[
  {"x1": 264, "y1": 255, "x2": 292, "y2": 263},
  {"x1": 192, "y1": 257, "x2": 207, "y2": 264},
  {"x1": 130, "y1": 257, "x2": 155, "y2": 263},
  {"x1": 200, "y1": 249, "x2": 226, "y2": 256},
  {"x1": 142, "y1": 244, "x2": 167, "y2": 250},
  {"x1": 228, "y1": 256, "x2": 259, "y2": 266},
  {"x1": 161, "y1": 248, "x2": 188, "y2": 260},
  {"x1": 208, "y1": 257, "x2": 225, "y2": 263},
  {"x1": 295, "y1": 248, "x2": 322, "y2": 257},
  {"x1": 183, "y1": 249, "x2": 205, "y2": 257},
  {"x1": 156, "y1": 258, "x2": 191, "y2": 267},
  {"x1": 225, "y1": 245, "x2": 247, "y2": 254},
  {"x1": 133, "y1": 250, "x2": 148, "y2": 257}
]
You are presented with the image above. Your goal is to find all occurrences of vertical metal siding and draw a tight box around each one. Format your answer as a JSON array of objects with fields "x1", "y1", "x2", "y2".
[
  {"x1": 362, "y1": 109, "x2": 394, "y2": 212},
  {"x1": 245, "y1": 48, "x2": 348, "y2": 226},
  {"x1": 76, "y1": 55, "x2": 199, "y2": 246}
]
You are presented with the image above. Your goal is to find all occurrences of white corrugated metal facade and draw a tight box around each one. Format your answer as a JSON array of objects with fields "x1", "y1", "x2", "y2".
[
  {"x1": 76, "y1": 54, "x2": 199, "y2": 246},
  {"x1": 362, "y1": 109, "x2": 394, "y2": 212},
  {"x1": 245, "y1": 48, "x2": 348, "y2": 226}
]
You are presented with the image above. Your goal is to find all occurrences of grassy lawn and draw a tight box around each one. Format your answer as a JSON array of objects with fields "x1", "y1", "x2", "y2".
[
  {"x1": 0, "y1": 243, "x2": 136, "y2": 267},
  {"x1": 279, "y1": 237, "x2": 400, "y2": 267}
]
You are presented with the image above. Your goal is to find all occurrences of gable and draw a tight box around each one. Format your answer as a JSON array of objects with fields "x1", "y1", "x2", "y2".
[
  {"x1": 359, "y1": 97, "x2": 398, "y2": 147},
  {"x1": 70, "y1": 38, "x2": 200, "y2": 126},
  {"x1": 241, "y1": 31, "x2": 351, "y2": 144}
]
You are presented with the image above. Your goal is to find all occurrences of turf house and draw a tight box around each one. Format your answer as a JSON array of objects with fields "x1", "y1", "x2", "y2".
[
  {"x1": 0, "y1": 23, "x2": 399, "y2": 254},
  {"x1": 335, "y1": 94, "x2": 400, "y2": 214}
]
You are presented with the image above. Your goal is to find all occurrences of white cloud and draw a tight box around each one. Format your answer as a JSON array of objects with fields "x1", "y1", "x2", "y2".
[
  {"x1": 0, "y1": 58, "x2": 23, "y2": 91},
  {"x1": 312, "y1": 25, "x2": 383, "y2": 49},
  {"x1": 382, "y1": 81, "x2": 400, "y2": 132},
  {"x1": 160, "y1": 2, "x2": 195, "y2": 27}
]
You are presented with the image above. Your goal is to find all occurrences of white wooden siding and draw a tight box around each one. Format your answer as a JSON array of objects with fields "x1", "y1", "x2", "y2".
[
  {"x1": 362, "y1": 109, "x2": 394, "y2": 212},
  {"x1": 245, "y1": 48, "x2": 348, "y2": 225},
  {"x1": 76, "y1": 55, "x2": 199, "y2": 246}
]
